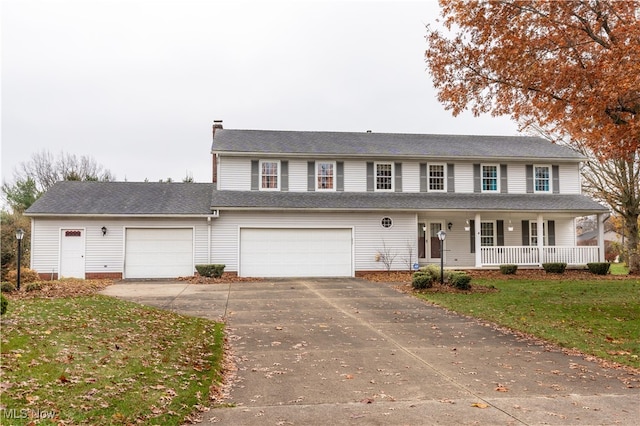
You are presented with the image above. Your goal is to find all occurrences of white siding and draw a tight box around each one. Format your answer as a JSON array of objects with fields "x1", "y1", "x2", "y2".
[
  {"x1": 455, "y1": 163, "x2": 474, "y2": 193},
  {"x1": 218, "y1": 157, "x2": 251, "y2": 191},
  {"x1": 508, "y1": 164, "x2": 527, "y2": 194},
  {"x1": 344, "y1": 161, "x2": 366, "y2": 192},
  {"x1": 211, "y1": 211, "x2": 417, "y2": 273},
  {"x1": 559, "y1": 163, "x2": 581, "y2": 194},
  {"x1": 30, "y1": 218, "x2": 209, "y2": 277},
  {"x1": 402, "y1": 161, "x2": 420, "y2": 193},
  {"x1": 288, "y1": 159, "x2": 308, "y2": 192}
]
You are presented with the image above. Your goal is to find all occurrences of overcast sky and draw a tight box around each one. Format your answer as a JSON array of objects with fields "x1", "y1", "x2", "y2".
[{"x1": 2, "y1": 0, "x2": 520, "y2": 184}]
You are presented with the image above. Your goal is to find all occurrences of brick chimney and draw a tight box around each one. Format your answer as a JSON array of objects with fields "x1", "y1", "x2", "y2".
[{"x1": 212, "y1": 120, "x2": 223, "y2": 183}]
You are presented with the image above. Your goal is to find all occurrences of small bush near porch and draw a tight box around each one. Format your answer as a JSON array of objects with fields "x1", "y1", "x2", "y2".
[{"x1": 417, "y1": 277, "x2": 640, "y2": 369}]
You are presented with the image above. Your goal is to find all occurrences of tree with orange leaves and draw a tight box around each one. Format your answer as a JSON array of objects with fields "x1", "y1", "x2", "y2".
[{"x1": 426, "y1": 0, "x2": 639, "y2": 273}]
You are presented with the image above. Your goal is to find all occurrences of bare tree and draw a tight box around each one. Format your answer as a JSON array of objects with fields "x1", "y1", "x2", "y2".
[{"x1": 376, "y1": 240, "x2": 397, "y2": 272}]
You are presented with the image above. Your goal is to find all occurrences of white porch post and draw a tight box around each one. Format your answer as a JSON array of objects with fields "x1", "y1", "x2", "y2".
[
  {"x1": 475, "y1": 213, "x2": 482, "y2": 267},
  {"x1": 537, "y1": 214, "x2": 544, "y2": 265},
  {"x1": 598, "y1": 213, "x2": 606, "y2": 262}
]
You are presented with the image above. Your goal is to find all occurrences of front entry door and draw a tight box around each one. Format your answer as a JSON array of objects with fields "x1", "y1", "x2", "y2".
[
  {"x1": 429, "y1": 222, "x2": 442, "y2": 261},
  {"x1": 60, "y1": 229, "x2": 85, "y2": 278}
]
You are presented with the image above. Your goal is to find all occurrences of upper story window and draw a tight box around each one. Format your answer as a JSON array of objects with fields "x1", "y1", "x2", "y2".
[
  {"x1": 482, "y1": 164, "x2": 499, "y2": 192},
  {"x1": 375, "y1": 162, "x2": 394, "y2": 191},
  {"x1": 534, "y1": 165, "x2": 551, "y2": 193},
  {"x1": 428, "y1": 163, "x2": 446, "y2": 192},
  {"x1": 316, "y1": 162, "x2": 335, "y2": 191},
  {"x1": 480, "y1": 221, "x2": 495, "y2": 246},
  {"x1": 260, "y1": 160, "x2": 280, "y2": 190}
]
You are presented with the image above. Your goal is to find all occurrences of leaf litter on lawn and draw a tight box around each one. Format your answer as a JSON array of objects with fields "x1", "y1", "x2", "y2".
[{"x1": 0, "y1": 280, "x2": 226, "y2": 425}]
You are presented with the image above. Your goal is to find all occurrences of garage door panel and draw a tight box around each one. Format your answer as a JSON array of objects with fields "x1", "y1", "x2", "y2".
[
  {"x1": 125, "y1": 228, "x2": 193, "y2": 278},
  {"x1": 240, "y1": 228, "x2": 352, "y2": 277}
]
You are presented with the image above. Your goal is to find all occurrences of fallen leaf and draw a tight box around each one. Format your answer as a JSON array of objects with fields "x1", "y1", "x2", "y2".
[
  {"x1": 495, "y1": 385, "x2": 509, "y2": 392},
  {"x1": 471, "y1": 403, "x2": 489, "y2": 408}
]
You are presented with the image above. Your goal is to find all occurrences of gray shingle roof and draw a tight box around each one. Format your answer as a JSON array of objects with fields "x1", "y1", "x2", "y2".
[
  {"x1": 26, "y1": 181, "x2": 215, "y2": 215},
  {"x1": 211, "y1": 129, "x2": 585, "y2": 160},
  {"x1": 26, "y1": 182, "x2": 606, "y2": 216},
  {"x1": 210, "y1": 190, "x2": 608, "y2": 213}
]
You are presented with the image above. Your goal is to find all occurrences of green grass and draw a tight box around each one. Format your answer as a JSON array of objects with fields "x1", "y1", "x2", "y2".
[
  {"x1": 417, "y1": 278, "x2": 640, "y2": 369},
  {"x1": 0, "y1": 295, "x2": 225, "y2": 425}
]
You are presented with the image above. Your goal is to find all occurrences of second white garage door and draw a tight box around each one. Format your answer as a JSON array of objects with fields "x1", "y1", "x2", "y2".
[
  {"x1": 125, "y1": 228, "x2": 194, "y2": 278},
  {"x1": 239, "y1": 228, "x2": 353, "y2": 277}
]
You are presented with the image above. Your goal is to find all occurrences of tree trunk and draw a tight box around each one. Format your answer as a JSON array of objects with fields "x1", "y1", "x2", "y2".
[{"x1": 624, "y1": 213, "x2": 640, "y2": 274}]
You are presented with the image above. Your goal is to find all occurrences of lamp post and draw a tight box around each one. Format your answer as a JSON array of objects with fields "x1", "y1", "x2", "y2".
[
  {"x1": 437, "y1": 229, "x2": 446, "y2": 285},
  {"x1": 16, "y1": 229, "x2": 24, "y2": 290}
]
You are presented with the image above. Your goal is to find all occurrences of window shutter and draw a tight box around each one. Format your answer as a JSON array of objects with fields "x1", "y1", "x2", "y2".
[
  {"x1": 521, "y1": 220, "x2": 530, "y2": 245},
  {"x1": 336, "y1": 161, "x2": 344, "y2": 192},
  {"x1": 281, "y1": 161, "x2": 288, "y2": 192},
  {"x1": 251, "y1": 160, "x2": 259, "y2": 191},
  {"x1": 419, "y1": 163, "x2": 427, "y2": 192},
  {"x1": 548, "y1": 220, "x2": 556, "y2": 245},
  {"x1": 307, "y1": 161, "x2": 315, "y2": 191},
  {"x1": 394, "y1": 162, "x2": 402, "y2": 192},
  {"x1": 552, "y1": 165, "x2": 560, "y2": 194},
  {"x1": 366, "y1": 162, "x2": 374, "y2": 192},
  {"x1": 469, "y1": 220, "x2": 475, "y2": 253},
  {"x1": 500, "y1": 164, "x2": 508, "y2": 193},
  {"x1": 497, "y1": 220, "x2": 504, "y2": 246},
  {"x1": 473, "y1": 164, "x2": 481, "y2": 193},
  {"x1": 526, "y1": 165, "x2": 533, "y2": 193},
  {"x1": 447, "y1": 163, "x2": 455, "y2": 192}
]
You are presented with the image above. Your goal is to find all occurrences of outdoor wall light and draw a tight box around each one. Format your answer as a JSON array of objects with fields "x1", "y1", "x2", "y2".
[
  {"x1": 101, "y1": 226, "x2": 107, "y2": 236},
  {"x1": 464, "y1": 220, "x2": 470, "y2": 232},
  {"x1": 507, "y1": 220, "x2": 514, "y2": 232},
  {"x1": 447, "y1": 222, "x2": 453, "y2": 231}
]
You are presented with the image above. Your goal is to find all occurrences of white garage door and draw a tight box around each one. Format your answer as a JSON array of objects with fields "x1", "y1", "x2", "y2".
[
  {"x1": 240, "y1": 228, "x2": 353, "y2": 277},
  {"x1": 125, "y1": 228, "x2": 193, "y2": 278}
]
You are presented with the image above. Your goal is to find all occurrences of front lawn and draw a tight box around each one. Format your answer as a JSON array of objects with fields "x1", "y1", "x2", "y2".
[
  {"x1": 0, "y1": 293, "x2": 225, "y2": 425},
  {"x1": 416, "y1": 277, "x2": 640, "y2": 369}
]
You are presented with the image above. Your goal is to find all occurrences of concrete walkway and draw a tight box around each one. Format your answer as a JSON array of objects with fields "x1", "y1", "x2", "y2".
[{"x1": 101, "y1": 279, "x2": 639, "y2": 425}]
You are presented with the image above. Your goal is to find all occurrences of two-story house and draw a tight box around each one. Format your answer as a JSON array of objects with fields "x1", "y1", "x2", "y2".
[{"x1": 25, "y1": 122, "x2": 608, "y2": 279}]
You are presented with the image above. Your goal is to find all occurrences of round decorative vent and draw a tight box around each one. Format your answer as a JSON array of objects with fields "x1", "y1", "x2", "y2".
[{"x1": 381, "y1": 217, "x2": 393, "y2": 228}]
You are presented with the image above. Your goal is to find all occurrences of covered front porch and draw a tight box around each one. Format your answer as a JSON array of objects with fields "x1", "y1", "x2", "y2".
[{"x1": 418, "y1": 212, "x2": 606, "y2": 269}]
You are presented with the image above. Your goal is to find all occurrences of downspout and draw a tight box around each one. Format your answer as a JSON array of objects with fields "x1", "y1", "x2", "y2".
[{"x1": 207, "y1": 216, "x2": 212, "y2": 264}]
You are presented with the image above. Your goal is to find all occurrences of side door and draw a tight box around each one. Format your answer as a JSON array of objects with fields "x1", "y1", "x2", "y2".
[{"x1": 60, "y1": 229, "x2": 85, "y2": 278}]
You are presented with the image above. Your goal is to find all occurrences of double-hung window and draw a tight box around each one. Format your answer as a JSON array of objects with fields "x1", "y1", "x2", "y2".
[
  {"x1": 375, "y1": 162, "x2": 394, "y2": 191},
  {"x1": 480, "y1": 221, "x2": 496, "y2": 246},
  {"x1": 260, "y1": 160, "x2": 280, "y2": 190},
  {"x1": 481, "y1": 164, "x2": 499, "y2": 192},
  {"x1": 534, "y1": 165, "x2": 551, "y2": 193},
  {"x1": 316, "y1": 162, "x2": 335, "y2": 191},
  {"x1": 428, "y1": 163, "x2": 446, "y2": 192},
  {"x1": 529, "y1": 221, "x2": 548, "y2": 246}
]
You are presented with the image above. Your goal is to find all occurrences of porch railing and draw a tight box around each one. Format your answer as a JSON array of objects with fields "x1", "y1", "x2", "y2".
[{"x1": 480, "y1": 246, "x2": 599, "y2": 266}]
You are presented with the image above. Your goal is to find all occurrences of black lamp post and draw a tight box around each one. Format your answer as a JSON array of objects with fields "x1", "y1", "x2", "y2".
[
  {"x1": 16, "y1": 228, "x2": 24, "y2": 290},
  {"x1": 437, "y1": 229, "x2": 446, "y2": 285}
]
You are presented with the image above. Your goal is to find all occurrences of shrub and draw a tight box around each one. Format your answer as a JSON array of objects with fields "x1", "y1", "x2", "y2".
[
  {"x1": 499, "y1": 264, "x2": 518, "y2": 275},
  {"x1": 419, "y1": 265, "x2": 441, "y2": 282},
  {"x1": 542, "y1": 262, "x2": 567, "y2": 274},
  {"x1": 25, "y1": 282, "x2": 43, "y2": 292},
  {"x1": 412, "y1": 271, "x2": 435, "y2": 290},
  {"x1": 1, "y1": 282, "x2": 16, "y2": 293},
  {"x1": 5, "y1": 267, "x2": 40, "y2": 285},
  {"x1": 587, "y1": 262, "x2": 610, "y2": 275},
  {"x1": 195, "y1": 264, "x2": 226, "y2": 278},
  {"x1": 1, "y1": 294, "x2": 7, "y2": 316},
  {"x1": 447, "y1": 271, "x2": 472, "y2": 290}
]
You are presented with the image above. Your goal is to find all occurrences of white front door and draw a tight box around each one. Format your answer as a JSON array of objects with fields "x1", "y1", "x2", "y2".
[{"x1": 60, "y1": 229, "x2": 85, "y2": 278}]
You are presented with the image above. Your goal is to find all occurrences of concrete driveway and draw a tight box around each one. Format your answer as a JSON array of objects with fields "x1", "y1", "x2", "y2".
[{"x1": 101, "y1": 279, "x2": 639, "y2": 425}]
